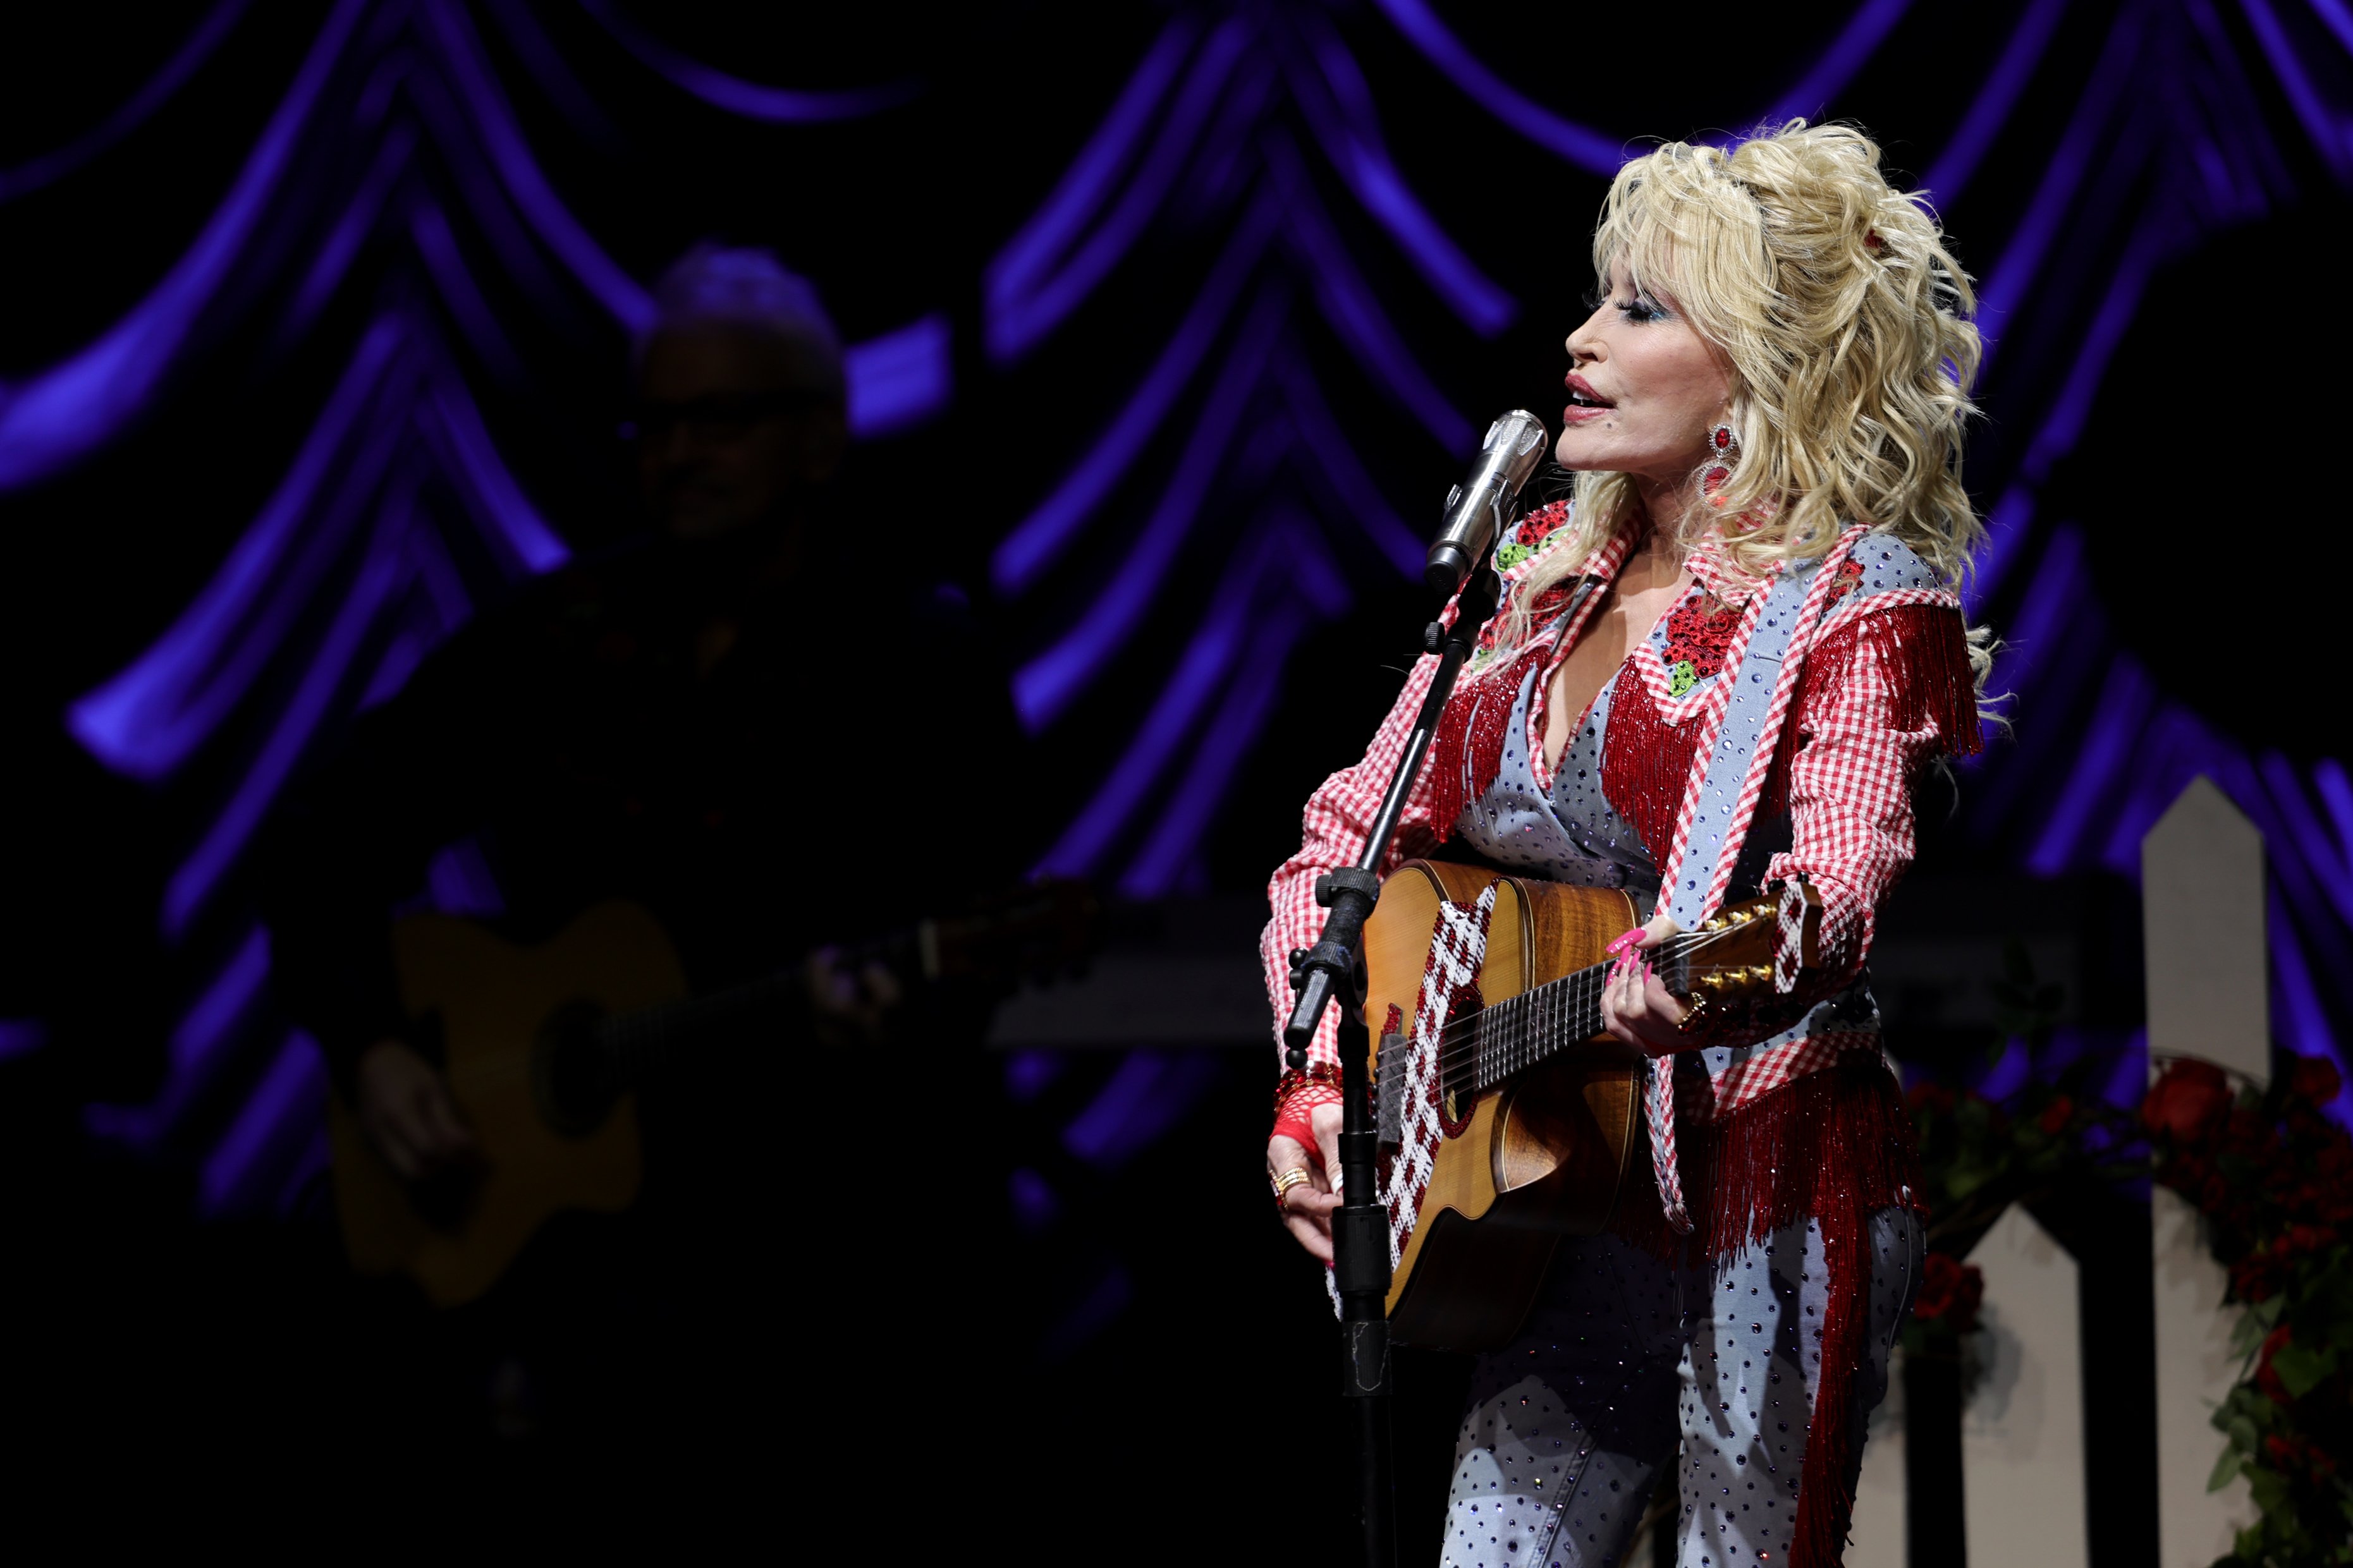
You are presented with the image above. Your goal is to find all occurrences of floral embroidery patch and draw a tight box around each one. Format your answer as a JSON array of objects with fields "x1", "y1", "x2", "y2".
[
  {"x1": 1655, "y1": 589, "x2": 1738, "y2": 696},
  {"x1": 1496, "y1": 500, "x2": 1573, "y2": 575}
]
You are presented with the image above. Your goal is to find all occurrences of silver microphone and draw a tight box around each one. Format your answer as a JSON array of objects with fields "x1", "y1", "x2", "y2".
[{"x1": 1424, "y1": 410, "x2": 1550, "y2": 595}]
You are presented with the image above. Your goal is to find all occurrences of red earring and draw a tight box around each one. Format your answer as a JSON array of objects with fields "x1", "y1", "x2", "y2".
[{"x1": 1702, "y1": 422, "x2": 1738, "y2": 502}]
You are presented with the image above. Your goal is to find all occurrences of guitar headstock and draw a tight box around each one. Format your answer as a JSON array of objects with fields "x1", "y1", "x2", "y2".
[
  {"x1": 916, "y1": 877, "x2": 1101, "y2": 987},
  {"x1": 1666, "y1": 879, "x2": 1822, "y2": 1021}
]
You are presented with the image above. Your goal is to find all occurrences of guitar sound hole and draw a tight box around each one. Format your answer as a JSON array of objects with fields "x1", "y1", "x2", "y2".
[
  {"x1": 408, "y1": 1162, "x2": 480, "y2": 1231},
  {"x1": 534, "y1": 999, "x2": 619, "y2": 1138}
]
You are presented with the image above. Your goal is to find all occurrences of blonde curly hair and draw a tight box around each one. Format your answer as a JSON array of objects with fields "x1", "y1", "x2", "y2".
[{"x1": 1501, "y1": 121, "x2": 1984, "y2": 655}]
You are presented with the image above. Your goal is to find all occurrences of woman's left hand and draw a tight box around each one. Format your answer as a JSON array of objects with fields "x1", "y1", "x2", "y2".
[{"x1": 1599, "y1": 913, "x2": 1689, "y2": 1057}]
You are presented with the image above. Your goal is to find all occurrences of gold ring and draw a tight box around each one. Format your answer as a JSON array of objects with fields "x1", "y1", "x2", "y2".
[{"x1": 1271, "y1": 1167, "x2": 1313, "y2": 1202}]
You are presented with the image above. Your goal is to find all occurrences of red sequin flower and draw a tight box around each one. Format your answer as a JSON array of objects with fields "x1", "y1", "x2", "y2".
[
  {"x1": 1660, "y1": 592, "x2": 1739, "y2": 685},
  {"x1": 1515, "y1": 500, "x2": 1572, "y2": 550}
]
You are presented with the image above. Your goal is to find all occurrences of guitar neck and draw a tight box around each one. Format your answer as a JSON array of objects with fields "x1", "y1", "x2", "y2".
[
  {"x1": 1467, "y1": 948, "x2": 1687, "y2": 1093},
  {"x1": 568, "y1": 881, "x2": 1094, "y2": 1091},
  {"x1": 593, "y1": 969, "x2": 805, "y2": 1087}
]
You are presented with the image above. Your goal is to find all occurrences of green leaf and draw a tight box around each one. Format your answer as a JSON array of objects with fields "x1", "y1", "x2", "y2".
[
  {"x1": 2271, "y1": 1342, "x2": 2335, "y2": 1400},
  {"x1": 2230, "y1": 1310, "x2": 2267, "y2": 1361},
  {"x1": 2210, "y1": 1443, "x2": 2247, "y2": 1492},
  {"x1": 2223, "y1": 1386, "x2": 2280, "y2": 1431}
]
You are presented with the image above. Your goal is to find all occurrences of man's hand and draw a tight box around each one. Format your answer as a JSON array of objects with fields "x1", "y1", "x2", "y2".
[
  {"x1": 355, "y1": 1039, "x2": 482, "y2": 1181},
  {"x1": 805, "y1": 946, "x2": 905, "y2": 1050}
]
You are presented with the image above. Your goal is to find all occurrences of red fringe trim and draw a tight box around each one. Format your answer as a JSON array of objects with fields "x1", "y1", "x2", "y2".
[
  {"x1": 1431, "y1": 604, "x2": 1977, "y2": 943},
  {"x1": 1611, "y1": 1059, "x2": 1924, "y2": 1568},
  {"x1": 1768, "y1": 605, "x2": 1981, "y2": 814},
  {"x1": 1599, "y1": 669, "x2": 1702, "y2": 866},
  {"x1": 1425, "y1": 647, "x2": 1543, "y2": 844}
]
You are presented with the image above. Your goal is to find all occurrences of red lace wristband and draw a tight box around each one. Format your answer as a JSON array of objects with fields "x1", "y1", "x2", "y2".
[
  {"x1": 1271, "y1": 1062, "x2": 1344, "y2": 1114},
  {"x1": 1271, "y1": 1109, "x2": 1326, "y2": 1163},
  {"x1": 1269, "y1": 1066, "x2": 1345, "y2": 1166}
]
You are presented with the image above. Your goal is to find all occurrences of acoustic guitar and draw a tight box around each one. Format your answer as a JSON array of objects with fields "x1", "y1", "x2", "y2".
[
  {"x1": 1360, "y1": 860, "x2": 1819, "y2": 1351},
  {"x1": 330, "y1": 883, "x2": 1095, "y2": 1306}
]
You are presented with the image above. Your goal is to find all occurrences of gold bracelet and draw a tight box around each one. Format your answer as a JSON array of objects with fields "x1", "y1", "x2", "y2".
[{"x1": 1271, "y1": 1062, "x2": 1344, "y2": 1115}]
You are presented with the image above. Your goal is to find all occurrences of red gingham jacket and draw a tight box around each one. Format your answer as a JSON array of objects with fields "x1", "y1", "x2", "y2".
[{"x1": 1260, "y1": 507, "x2": 1979, "y2": 1080}]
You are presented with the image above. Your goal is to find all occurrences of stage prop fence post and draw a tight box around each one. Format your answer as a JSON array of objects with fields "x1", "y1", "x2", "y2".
[{"x1": 2143, "y1": 775, "x2": 2267, "y2": 1566}]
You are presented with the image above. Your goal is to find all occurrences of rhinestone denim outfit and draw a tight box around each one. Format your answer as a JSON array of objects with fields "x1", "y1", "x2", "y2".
[
  {"x1": 1441, "y1": 1211, "x2": 1922, "y2": 1568},
  {"x1": 1436, "y1": 629, "x2": 1921, "y2": 1568},
  {"x1": 1264, "y1": 512, "x2": 1967, "y2": 1564}
]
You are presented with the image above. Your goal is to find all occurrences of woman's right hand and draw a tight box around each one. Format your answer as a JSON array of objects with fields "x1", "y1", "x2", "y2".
[
  {"x1": 355, "y1": 1038, "x2": 481, "y2": 1180},
  {"x1": 1268, "y1": 1100, "x2": 1347, "y2": 1263}
]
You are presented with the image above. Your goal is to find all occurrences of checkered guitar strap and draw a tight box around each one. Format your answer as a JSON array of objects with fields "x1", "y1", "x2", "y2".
[{"x1": 1374, "y1": 882, "x2": 1498, "y2": 1268}]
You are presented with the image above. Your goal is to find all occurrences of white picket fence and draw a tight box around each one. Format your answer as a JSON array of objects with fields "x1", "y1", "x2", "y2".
[{"x1": 1849, "y1": 777, "x2": 2265, "y2": 1566}]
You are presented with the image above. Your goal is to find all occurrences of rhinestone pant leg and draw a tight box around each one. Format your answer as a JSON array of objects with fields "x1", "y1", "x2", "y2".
[
  {"x1": 1437, "y1": 1209, "x2": 1920, "y2": 1568},
  {"x1": 1440, "y1": 1232, "x2": 1702, "y2": 1568},
  {"x1": 1671, "y1": 1207, "x2": 1922, "y2": 1567}
]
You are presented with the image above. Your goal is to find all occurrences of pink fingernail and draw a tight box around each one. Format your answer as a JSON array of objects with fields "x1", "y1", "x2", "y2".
[{"x1": 1606, "y1": 928, "x2": 1644, "y2": 957}]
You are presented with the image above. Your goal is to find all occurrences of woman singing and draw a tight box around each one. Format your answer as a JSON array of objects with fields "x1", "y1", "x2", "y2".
[{"x1": 1261, "y1": 123, "x2": 1989, "y2": 1568}]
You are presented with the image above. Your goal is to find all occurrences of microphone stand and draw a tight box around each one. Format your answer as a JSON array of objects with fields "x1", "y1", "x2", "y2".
[{"x1": 1284, "y1": 557, "x2": 1504, "y2": 1568}]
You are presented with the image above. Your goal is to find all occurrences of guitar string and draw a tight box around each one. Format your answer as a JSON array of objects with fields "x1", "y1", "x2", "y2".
[
  {"x1": 1400, "y1": 923, "x2": 1728, "y2": 1080},
  {"x1": 1439, "y1": 921, "x2": 1737, "y2": 1054},
  {"x1": 1370, "y1": 921, "x2": 1757, "y2": 1102},
  {"x1": 439, "y1": 973, "x2": 803, "y2": 1100},
  {"x1": 1435, "y1": 921, "x2": 1751, "y2": 1095}
]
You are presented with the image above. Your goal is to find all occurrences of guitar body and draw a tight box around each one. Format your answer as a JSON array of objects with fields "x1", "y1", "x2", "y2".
[
  {"x1": 329, "y1": 900, "x2": 677, "y2": 1307},
  {"x1": 1364, "y1": 861, "x2": 1646, "y2": 1352}
]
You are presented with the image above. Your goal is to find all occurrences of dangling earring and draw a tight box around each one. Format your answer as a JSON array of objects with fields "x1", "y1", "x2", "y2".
[{"x1": 1702, "y1": 422, "x2": 1739, "y2": 504}]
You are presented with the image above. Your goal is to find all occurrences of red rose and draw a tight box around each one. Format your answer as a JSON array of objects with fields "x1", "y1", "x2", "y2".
[
  {"x1": 2256, "y1": 1323, "x2": 2295, "y2": 1406},
  {"x1": 1914, "y1": 1253, "x2": 1962, "y2": 1318},
  {"x1": 1907, "y1": 1082, "x2": 1955, "y2": 1118},
  {"x1": 2232, "y1": 1253, "x2": 2283, "y2": 1303},
  {"x1": 1913, "y1": 1253, "x2": 1984, "y2": 1333},
  {"x1": 2144, "y1": 1059, "x2": 2232, "y2": 1143},
  {"x1": 2290, "y1": 1054, "x2": 2344, "y2": 1107},
  {"x1": 1950, "y1": 1263, "x2": 1984, "y2": 1332},
  {"x1": 2038, "y1": 1095, "x2": 2074, "y2": 1136}
]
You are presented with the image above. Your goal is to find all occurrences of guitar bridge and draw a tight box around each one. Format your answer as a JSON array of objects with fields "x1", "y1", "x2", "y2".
[{"x1": 1375, "y1": 1032, "x2": 1407, "y2": 1152}]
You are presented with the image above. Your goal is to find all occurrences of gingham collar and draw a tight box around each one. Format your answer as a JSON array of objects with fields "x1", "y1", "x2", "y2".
[{"x1": 1683, "y1": 529, "x2": 1769, "y2": 608}]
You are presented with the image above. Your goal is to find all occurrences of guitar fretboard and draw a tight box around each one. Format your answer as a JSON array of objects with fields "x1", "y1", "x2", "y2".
[
  {"x1": 590, "y1": 971, "x2": 804, "y2": 1086},
  {"x1": 1449, "y1": 949, "x2": 1691, "y2": 1095}
]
